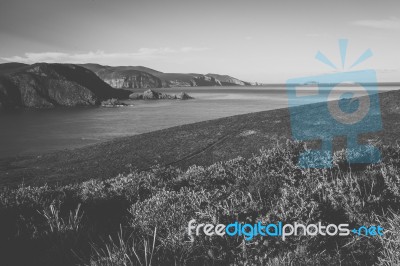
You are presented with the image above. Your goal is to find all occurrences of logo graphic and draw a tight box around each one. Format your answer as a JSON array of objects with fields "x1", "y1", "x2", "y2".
[
  {"x1": 188, "y1": 220, "x2": 384, "y2": 241},
  {"x1": 286, "y1": 39, "x2": 382, "y2": 168}
]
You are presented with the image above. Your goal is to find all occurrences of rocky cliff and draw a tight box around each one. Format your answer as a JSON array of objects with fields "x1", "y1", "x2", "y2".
[
  {"x1": 81, "y1": 64, "x2": 252, "y2": 88},
  {"x1": 205, "y1": 73, "x2": 250, "y2": 86},
  {"x1": 0, "y1": 63, "x2": 131, "y2": 109},
  {"x1": 81, "y1": 64, "x2": 166, "y2": 89},
  {"x1": 129, "y1": 89, "x2": 193, "y2": 100}
]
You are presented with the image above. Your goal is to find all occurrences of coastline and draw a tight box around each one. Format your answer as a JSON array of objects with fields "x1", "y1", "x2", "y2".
[{"x1": 1, "y1": 88, "x2": 400, "y2": 187}]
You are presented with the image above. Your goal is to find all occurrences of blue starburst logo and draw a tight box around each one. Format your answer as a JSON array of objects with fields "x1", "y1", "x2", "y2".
[{"x1": 286, "y1": 39, "x2": 383, "y2": 168}]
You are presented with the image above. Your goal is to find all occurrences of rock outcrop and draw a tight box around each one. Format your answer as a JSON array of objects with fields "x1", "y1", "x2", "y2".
[
  {"x1": 101, "y1": 98, "x2": 130, "y2": 107},
  {"x1": 0, "y1": 63, "x2": 131, "y2": 109},
  {"x1": 129, "y1": 89, "x2": 193, "y2": 100},
  {"x1": 176, "y1": 92, "x2": 193, "y2": 100}
]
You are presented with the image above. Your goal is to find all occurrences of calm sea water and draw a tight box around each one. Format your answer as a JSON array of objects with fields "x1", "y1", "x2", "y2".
[{"x1": 0, "y1": 86, "x2": 397, "y2": 158}]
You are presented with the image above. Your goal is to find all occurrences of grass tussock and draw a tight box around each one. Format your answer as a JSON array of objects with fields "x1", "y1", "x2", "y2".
[{"x1": 1, "y1": 140, "x2": 400, "y2": 265}]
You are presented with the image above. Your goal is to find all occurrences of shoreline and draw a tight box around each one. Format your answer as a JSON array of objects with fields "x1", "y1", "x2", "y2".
[
  {"x1": 1, "y1": 88, "x2": 400, "y2": 187},
  {"x1": 0, "y1": 86, "x2": 398, "y2": 160}
]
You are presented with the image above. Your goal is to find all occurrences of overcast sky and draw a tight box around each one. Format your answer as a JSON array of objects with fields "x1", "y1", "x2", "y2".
[{"x1": 0, "y1": 0, "x2": 399, "y2": 82}]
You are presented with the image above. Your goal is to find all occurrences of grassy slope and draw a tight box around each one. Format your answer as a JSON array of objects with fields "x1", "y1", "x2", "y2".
[
  {"x1": 0, "y1": 63, "x2": 132, "y2": 109},
  {"x1": 80, "y1": 64, "x2": 164, "y2": 76},
  {"x1": 1, "y1": 89, "x2": 400, "y2": 187},
  {"x1": 1, "y1": 138, "x2": 400, "y2": 265},
  {"x1": 0, "y1": 62, "x2": 29, "y2": 75}
]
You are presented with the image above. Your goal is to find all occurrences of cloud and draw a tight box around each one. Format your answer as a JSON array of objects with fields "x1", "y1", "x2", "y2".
[
  {"x1": 1, "y1": 47, "x2": 210, "y2": 64},
  {"x1": 137, "y1": 47, "x2": 177, "y2": 55},
  {"x1": 352, "y1": 17, "x2": 400, "y2": 29}
]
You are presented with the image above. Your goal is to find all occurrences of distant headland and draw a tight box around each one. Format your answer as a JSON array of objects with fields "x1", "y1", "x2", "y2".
[{"x1": 0, "y1": 62, "x2": 257, "y2": 110}]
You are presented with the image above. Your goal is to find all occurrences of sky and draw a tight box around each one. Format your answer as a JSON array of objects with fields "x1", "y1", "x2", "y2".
[{"x1": 0, "y1": 0, "x2": 399, "y2": 83}]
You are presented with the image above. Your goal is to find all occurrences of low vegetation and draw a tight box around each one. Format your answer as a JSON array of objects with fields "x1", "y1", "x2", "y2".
[{"x1": 1, "y1": 140, "x2": 400, "y2": 265}]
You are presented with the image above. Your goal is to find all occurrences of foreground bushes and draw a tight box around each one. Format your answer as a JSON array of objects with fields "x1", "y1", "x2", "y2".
[{"x1": 1, "y1": 141, "x2": 400, "y2": 265}]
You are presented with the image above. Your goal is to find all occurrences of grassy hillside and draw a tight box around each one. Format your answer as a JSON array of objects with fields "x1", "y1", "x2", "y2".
[
  {"x1": 0, "y1": 62, "x2": 29, "y2": 75},
  {"x1": 1, "y1": 141, "x2": 400, "y2": 265},
  {"x1": 0, "y1": 63, "x2": 131, "y2": 109},
  {"x1": 81, "y1": 64, "x2": 164, "y2": 76},
  {"x1": 81, "y1": 64, "x2": 165, "y2": 89}
]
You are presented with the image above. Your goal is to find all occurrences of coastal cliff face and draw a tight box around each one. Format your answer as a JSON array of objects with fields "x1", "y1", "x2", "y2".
[
  {"x1": 0, "y1": 63, "x2": 131, "y2": 109},
  {"x1": 81, "y1": 64, "x2": 251, "y2": 88},
  {"x1": 81, "y1": 64, "x2": 165, "y2": 89},
  {"x1": 166, "y1": 75, "x2": 222, "y2": 87},
  {"x1": 102, "y1": 73, "x2": 162, "y2": 89},
  {"x1": 193, "y1": 75, "x2": 222, "y2": 86},
  {"x1": 206, "y1": 73, "x2": 249, "y2": 86}
]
